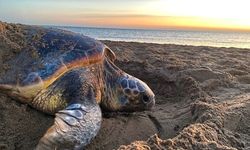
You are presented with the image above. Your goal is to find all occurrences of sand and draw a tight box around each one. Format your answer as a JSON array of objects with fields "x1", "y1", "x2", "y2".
[{"x1": 0, "y1": 22, "x2": 250, "y2": 150}]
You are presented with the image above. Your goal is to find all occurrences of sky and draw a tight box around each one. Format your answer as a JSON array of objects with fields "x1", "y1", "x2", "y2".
[{"x1": 0, "y1": 0, "x2": 250, "y2": 31}]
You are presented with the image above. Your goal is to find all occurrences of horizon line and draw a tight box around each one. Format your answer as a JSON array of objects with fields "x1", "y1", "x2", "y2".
[{"x1": 2, "y1": 20, "x2": 250, "y2": 33}]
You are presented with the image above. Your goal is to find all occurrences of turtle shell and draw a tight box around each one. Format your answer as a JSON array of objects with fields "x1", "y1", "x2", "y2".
[{"x1": 0, "y1": 23, "x2": 115, "y2": 96}]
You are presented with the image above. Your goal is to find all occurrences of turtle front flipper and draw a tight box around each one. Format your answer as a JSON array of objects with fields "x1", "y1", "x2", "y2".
[
  {"x1": 36, "y1": 102, "x2": 101, "y2": 150},
  {"x1": 30, "y1": 68, "x2": 103, "y2": 149}
]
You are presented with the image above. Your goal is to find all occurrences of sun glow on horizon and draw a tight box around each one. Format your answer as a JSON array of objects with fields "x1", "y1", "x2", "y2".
[
  {"x1": 0, "y1": 0, "x2": 250, "y2": 31},
  {"x1": 139, "y1": 0, "x2": 250, "y2": 31}
]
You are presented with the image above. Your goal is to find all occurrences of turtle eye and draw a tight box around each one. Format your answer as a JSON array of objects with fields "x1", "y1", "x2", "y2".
[{"x1": 142, "y1": 94, "x2": 150, "y2": 103}]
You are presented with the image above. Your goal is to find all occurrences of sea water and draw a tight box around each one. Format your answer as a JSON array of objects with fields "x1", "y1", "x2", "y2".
[{"x1": 59, "y1": 26, "x2": 250, "y2": 49}]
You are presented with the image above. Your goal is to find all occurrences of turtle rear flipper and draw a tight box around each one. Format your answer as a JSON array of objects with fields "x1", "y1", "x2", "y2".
[
  {"x1": 0, "y1": 84, "x2": 29, "y2": 103},
  {"x1": 36, "y1": 102, "x2": 101, "y2": 150},
  {"x1": 0, "y1": 83, "x2": 40, "y2": 103},
  {"x1": 0, "y1": 84, "x2": 17, "y2": 98},
  {"x1": 0, "y1": 84, "x2": 15, "y2": 91}
]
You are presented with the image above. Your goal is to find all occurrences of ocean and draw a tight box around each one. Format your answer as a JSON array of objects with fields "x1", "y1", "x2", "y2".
[{"x1": 59, "y1": 26, "x2": 250, "y2": 49}]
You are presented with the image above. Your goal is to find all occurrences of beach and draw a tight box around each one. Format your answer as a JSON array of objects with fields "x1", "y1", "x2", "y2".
[{"x1": 0, "y1": 23, "x2": 250, "y2": 149}]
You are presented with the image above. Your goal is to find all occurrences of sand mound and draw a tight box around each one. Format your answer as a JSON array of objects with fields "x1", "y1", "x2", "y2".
[
  {"x1": 118, "y1": 94, "x2": 250, "y2": 150},
  {"x1": 0, "y1": 23, "x2": 250, "y2": 150}
]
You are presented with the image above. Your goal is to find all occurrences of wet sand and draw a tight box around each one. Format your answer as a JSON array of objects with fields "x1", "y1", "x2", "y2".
[{"x1": 0, "y1": 22, "x2": 250, "y2": 149}]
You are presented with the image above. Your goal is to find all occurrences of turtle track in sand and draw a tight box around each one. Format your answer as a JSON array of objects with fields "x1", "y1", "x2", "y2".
[{"x1": 1, "y1": 23, "x2": 250, "y2": 150}]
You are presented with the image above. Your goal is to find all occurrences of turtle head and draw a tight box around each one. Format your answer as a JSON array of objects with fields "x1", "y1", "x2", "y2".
[
  {"x1": 103, "y1": 73, "x2": 155, "y2": 112},
  {"x1": 101, "y1": 47, "x2": 155, "y2": 112},
  {"x1": 114, "y1": 74, "x2": 155, "y2": 112}
]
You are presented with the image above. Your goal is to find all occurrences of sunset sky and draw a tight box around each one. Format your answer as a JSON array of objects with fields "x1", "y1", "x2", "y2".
[{"x1": 0, "y1": 0, "x2": 250, "y2": 31}]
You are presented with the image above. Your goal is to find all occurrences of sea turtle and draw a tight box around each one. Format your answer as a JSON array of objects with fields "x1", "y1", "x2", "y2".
[{"x1": 0, "y1": 23, "x2": 155, "y2": 149}]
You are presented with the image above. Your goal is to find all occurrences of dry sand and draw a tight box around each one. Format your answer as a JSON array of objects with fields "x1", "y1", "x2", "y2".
[{"x1": 0, "y1": 22, "x2": 250, "y2": 150}]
